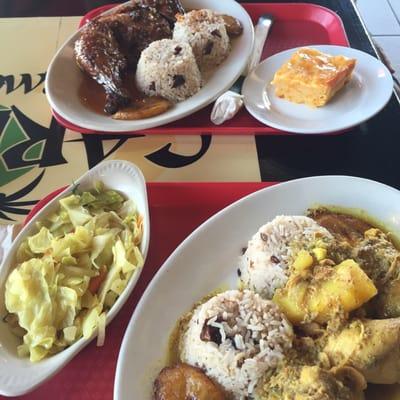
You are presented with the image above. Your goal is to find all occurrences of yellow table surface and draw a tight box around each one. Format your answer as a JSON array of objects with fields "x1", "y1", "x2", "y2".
[{"x1": 0, "y1": 17, "x2": 260, "y2": 224}]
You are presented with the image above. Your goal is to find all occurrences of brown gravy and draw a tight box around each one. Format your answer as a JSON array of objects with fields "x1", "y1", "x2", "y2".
[
  {"x1": 79, "y1": 74, "x2": 106, "y2": 115},
  {"x1": 79, "y1": 73, "x2": 172, "y2": 120},
  {"x1": 78, "y1": 73, "x2": 145, "y2": 116}
]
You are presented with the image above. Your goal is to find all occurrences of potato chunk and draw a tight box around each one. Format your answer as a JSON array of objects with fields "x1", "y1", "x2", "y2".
[
  {"x1": 273, "y1": 259, "x2": 377, "y2": 324},
  {"x1": 313, "y1": 247, "x2": 327, "y2": 261},
  {"x1": 293, "y1": 250, "x2": 314, "y2": 273}
]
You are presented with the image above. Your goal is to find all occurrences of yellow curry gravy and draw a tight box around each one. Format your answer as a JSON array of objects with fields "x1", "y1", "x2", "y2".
[
  {"x1": 311, "y1": 206, "x2": 400, "y2": 400},
  {"x1": 166, "y1": 288, "x2": 227, "y2": 367}
]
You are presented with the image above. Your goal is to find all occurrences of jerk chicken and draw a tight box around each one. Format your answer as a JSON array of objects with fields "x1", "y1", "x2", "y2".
[
  {"x1": 74, "y1": 0, "x2": 184, "y2": 114},
  {"x1": 141, "y1": 0, "x2": 184, "y2": 23}
]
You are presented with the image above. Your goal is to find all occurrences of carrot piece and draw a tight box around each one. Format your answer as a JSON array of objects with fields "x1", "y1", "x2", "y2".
[{"x1": 88, "y1": 266, "x2": 107, "y2": 295}]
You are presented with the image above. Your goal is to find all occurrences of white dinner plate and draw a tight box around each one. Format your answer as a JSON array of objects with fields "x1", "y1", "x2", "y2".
[
  {"x1": 45, "y1": 0, "x2": 254, "y2": 132},
  {"x1": 242, "y1": 45, "x2": 394, "y2": 134},
  {"x1": 0, "y1": 160, "x2": 150, "y2": 396},
  {"x1": 114, "y1": 175, "x2": 400, "y2": 399}
]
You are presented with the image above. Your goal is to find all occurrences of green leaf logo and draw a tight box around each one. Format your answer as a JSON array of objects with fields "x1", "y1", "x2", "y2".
[{"x1": 0, "y1": 106, "x2": 38, "y2": 186}]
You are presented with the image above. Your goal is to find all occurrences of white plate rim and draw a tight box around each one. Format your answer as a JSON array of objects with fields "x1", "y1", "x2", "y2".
[
  {"x1": 45, "y1": 0, "x2": 255, "y2": 133},
  {"x1": 242, "y1": 44, "x2": 394, "y2": 134}
]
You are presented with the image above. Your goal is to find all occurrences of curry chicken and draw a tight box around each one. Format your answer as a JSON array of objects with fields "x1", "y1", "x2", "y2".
[{"x1": 153, "y1": 208, "x2": 400, "y2": 400}]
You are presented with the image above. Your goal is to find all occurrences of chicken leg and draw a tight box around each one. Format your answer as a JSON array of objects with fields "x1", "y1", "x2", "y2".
[{"x1": 74, "y1": 1, "x2": 183, "y2": 114}]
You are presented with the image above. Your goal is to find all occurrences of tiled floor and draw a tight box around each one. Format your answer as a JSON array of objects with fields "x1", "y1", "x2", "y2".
[{"x1": 356, "y1": 0, "x2": 400, "y2": 93}]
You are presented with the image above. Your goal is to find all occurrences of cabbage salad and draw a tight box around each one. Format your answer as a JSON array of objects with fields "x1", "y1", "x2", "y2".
[{"x1": 4, "y1": 182, "x2": 144, "y2": 362}]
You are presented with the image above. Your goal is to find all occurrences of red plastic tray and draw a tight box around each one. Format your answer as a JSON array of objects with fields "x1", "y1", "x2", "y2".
[
  {"x1": 5, "y1": 182, "x2": 274, "y2": 400},
  {"x1": 52, "y1": 2, "x2": 349, "y2": 136}
]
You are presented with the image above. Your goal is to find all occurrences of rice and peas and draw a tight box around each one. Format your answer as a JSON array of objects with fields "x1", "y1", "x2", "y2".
[
  {"x1": 180, "y1": 290, "x2": 293, "y2": 399},
  {"x1": 136, "y1": 9, "x2": 232, "y2": 103},
  {"x1": 175, "y1": 216, "x2": 334, "y2": 399}
]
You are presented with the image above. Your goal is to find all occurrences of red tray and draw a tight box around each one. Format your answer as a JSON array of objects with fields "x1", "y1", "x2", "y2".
[
  {"x1": 5, "y1": 182, "x2": 274, "y2": 400},
  {"x1": 52, "y1": 2, "x2": 349, "y2": 136}
]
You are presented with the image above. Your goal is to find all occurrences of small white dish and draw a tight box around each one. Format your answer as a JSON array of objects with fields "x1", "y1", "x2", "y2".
[
  {"x1": 242, "y1": 45, "x2": 394, "y2": 134},
  {"x1": 0, "y1": 160, "x2": 150, "y2": 397},
  {"x1": 114, "y1": 175, "x2": 400, "y2": 399},
  {"x1": 45, "y1": 0, "x2": 254, "y2": 133}
]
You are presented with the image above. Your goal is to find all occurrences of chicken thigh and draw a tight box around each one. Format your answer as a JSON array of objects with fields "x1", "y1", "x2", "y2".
[{"x1": 74, "y1": 0, "x2": 184, "y2": 114}]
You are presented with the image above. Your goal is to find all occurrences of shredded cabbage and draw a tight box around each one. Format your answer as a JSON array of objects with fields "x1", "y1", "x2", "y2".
[{"x1": 4, "y1": 183, "x2": 144, "y2": 362}]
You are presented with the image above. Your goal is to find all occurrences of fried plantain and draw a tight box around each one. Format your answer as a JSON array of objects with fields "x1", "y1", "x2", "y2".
[
  {"x1": 153, "y1": 363, "x2": 226, "y2": 400},
  {"x1": 221, "y1": 15, "x2": 243, "y2": 37},
  {"x1": 112, "y1": 97, "x2": 172, "y2": 120}
]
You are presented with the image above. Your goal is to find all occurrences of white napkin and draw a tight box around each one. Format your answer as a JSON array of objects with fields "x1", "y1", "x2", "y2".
[
  {"x1": 210, "y1": 15, "x2": 273, "y2": 125},
  {"x1": 210, "y1": 91, "x2": 244, "y2": 125}
]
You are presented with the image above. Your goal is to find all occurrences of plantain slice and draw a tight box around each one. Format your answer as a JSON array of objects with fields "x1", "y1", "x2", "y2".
[
  {"x1": 153, "y1": 363, "x2": 226, "y2": 400},
  {"x1": 221, "y1": 15, "x2": 243, "y2": 38},
  {"x1": 112, "y1": 97, "x2": 172, "y2": 120}
]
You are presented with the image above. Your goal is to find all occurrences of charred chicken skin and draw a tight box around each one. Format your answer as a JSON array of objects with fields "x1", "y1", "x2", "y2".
[
  {"x1": 141, "y1": 0, "x2": 185, "y2": 23},
  {"x1": 74, "y1": 0, "x2": 184, "y2": 114}
]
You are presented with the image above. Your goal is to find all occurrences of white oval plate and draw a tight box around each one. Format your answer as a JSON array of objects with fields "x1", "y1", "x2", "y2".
[
  {"x1": 45, "y1": 0, "x2": 254, "y2": 133},
  {"x1": 242, "y1": 45, "x2": 394, "y2": 134},
  {"x1": 0, "y1": 160, "x2": 150, "y2": 397},
  {"x1": 114, "y1": 175, "x2": 400, "y2": 399}
]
